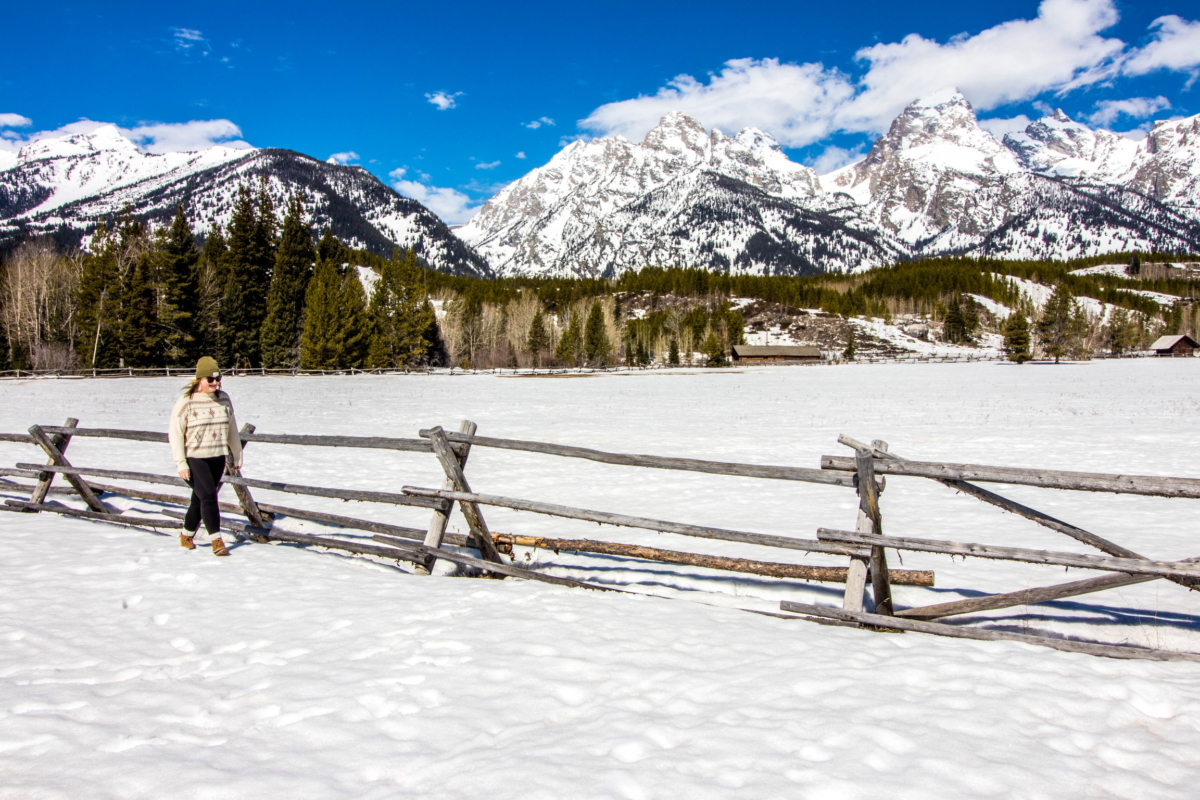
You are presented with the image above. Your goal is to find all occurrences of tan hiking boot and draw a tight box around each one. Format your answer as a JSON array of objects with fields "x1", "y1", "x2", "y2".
[
  {"x1": 180, "y1": 534, "x2": 196, "y2": 550},
  {"x1": 212, "y1": 537, "x2": 230, "y2": 557}
]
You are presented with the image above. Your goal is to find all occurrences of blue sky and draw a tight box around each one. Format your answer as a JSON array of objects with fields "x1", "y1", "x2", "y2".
[{"x1": 3, "y1": 0, "x2": 1200, "y2": 223}]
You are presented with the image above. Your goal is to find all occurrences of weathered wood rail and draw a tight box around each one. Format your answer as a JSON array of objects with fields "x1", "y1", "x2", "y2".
[{"x1": 2, "y1": 416, "x2": 1199, "y2": 663}]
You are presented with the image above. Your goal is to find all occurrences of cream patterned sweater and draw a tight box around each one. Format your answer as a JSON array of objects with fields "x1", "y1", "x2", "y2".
[{"x1": 168, "y1": 391, "x2": 243, "y2": 470}]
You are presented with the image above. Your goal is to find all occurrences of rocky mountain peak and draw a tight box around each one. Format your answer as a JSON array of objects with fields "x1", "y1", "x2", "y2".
[
  {"x1": 642, "y1": 112, "x2": 709, "y2": 157},
  {"x1": 17, "y1": 124, "x2": 142, "y2": 163}
]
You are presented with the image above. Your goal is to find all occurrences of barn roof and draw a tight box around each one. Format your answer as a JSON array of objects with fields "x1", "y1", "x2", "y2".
[
  {"x1": 1149, "y1": 334, "x2": 1199, "y2": 350},
  {"x1": 732, "y1": 345, "x2": 822, "y2": 357}
]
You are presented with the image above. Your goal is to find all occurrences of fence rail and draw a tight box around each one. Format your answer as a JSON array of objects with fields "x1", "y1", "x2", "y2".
[{"x1": 2, "y1": 414, "x2": 1199, "y2": 663}]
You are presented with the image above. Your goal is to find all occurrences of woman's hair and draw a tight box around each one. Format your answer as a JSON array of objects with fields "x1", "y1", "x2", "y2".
[{"x1": 183, "y1": 377, "x2": 202, "y2": 396}]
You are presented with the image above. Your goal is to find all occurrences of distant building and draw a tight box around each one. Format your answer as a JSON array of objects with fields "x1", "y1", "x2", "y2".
[
  {"x1": 1149, "y1": 334, "x2": 1199, "y2": 357},
  {"x1": 731, "y1": 345, "x2": 822, "y2": 363}
]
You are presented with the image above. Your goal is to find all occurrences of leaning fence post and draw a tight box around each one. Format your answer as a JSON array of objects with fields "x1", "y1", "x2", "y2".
[
  {"x1": 860, "y1": 441, "x2": 894, "y2": 616},
  {"x1": 28, "y1": 417, "x2": 80, "y2": 509},
  {"x1": 228, "y1": 423, "x2": 267, "y2": 530},
  {"x1": 415, "y1": 420, "x2": 477, "y2": 575},
  {"x1": 425, "y1": 425, "x2": 506, "y2": 568},
  {"x1": 27, "y1": 424, "x2": 108, "y2": 514}
]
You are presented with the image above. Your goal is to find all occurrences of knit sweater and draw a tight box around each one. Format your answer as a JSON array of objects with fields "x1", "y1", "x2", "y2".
[{"x1": 168, "y1": 390, "x2": 243, "y2": 470}]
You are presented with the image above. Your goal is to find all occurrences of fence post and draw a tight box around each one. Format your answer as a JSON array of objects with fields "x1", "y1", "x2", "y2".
[
  {"x1": 425, "y1": 425, "x2": 506, "y2": 568},
  {"x1": 861, "y1": 441, "x2": 894, "y2": 616},
  {"x1": 27, "y1": 424, "x2": 108, "y2": 514},
  {"x1": 414, "y1": 420, "x2": 477, "y2": 575},
  {"x1": 227, "y1": 423, "x2": 267, "y2": 531},
  {"x1": 27, "y1": 417, "x2": 80, "y2": 509}
]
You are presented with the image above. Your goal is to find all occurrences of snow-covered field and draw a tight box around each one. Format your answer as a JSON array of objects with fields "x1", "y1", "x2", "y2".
[{"x1": 3, "y1": 361, "x2": 1200, "y2": 798}]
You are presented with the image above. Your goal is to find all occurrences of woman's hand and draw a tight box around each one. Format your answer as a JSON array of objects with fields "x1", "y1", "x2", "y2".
[{"x1": 178, "y1": 468, "x2": 191, "y2": 482}]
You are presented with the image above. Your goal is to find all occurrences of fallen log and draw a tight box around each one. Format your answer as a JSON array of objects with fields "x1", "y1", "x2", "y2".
[
  {"x1": 419, "y1": 429, "x2": 857, "y2": 487},
  {"x1": 820, "y1": 454, "x2": 1200, "y2": 499},
  {"x1": 494, "y1": 534, "x2": 935, "y2": 586},
  {"x1": 779, "y1": 600, "x2": 1200, "y2": 663},
  {"x1": 894, "y1": 572, "x2": 1161, "y2": 620},
  {"x1": 403, "y1": 485, "x2": 868, "y2": 557},
  {"x1": 817, "y1": 528, "x2": 1200, "y2": 580}
]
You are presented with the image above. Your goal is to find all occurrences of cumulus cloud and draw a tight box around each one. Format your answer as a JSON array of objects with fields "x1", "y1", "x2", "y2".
[
  {"x1": 805, "y1": 144, "x2": 867, "y2": 175},
  {"x1": 389, "y1": 167, "x2": 481, "y2": 225},
  {"x1": 475, "y1": 160, "x2": 500, "y2": 170},
  {"x1": 0, "y1": 113, "x2": 32, "y2": 128},
  {"x1": 1123, "y1": 15, "x2": 1200, "y2": 77},
  {"x1": 327, "y1": 151, "x2": 360, "y2": 165},
  {"x1": 0, "y1": 117, "x2": 252, "y2": 154},
  {"x1": 580, "y1": 0, "x2": 1170, "y2": 147},
  {"x1": 523, "y1": 117, "x2": 556, "y2": 129},
  {"x1": 582, "y1": 58, "x2": 853, "y2": 147},
  {"x1": 978, "y1": 115, "x2": 1034, "y2": 138},
  {"x1": 515, "y1": 151, "x2": 527, "y2": 159},
  {"x1": 1086, "y1": 96, "x2": 1171, "y2": 126},
  {"x1": 425, "y1": 91, "x2": 463, "y2": 111}
]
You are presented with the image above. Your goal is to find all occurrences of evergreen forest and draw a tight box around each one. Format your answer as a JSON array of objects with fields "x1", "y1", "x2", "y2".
[{"x1": 1, "y1": 180, "x2": 1197, "y2": 373}]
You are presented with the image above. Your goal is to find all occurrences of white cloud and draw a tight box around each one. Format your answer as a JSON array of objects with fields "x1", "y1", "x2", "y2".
[
  {"x1": 839, "y1": 0, "x2": 1124, "y2": 132},
  {"x1": 389, "y1": 167, "x2": 481, "y2": 224},
  {"x1": 523, "y1": 117, "x2": 556, "y2": 129},
  {"x1": 327, "y1": 151, "x2": 360, "y2": 165},
  {"x1": 515, "y1": 151, "x2": 527, "y2": 159},
  {"x1": 805, "y1": 144, "x2": 866, "y2": 175},
  {"x1": 978, "y1": 115, "x2": 1033, "y2": 138},
  {"x1": 1124, "y1": 15, "x2": 1200, "y2": 76},
  {"x1": 580, "y1": 0, "x2": 1139, "y2": 147},
  {"x1": 0, "y1": 113, "x2": 32, "y2": 128},
  {"x1": 0, "y1": 118, "x2": 252, "y2": 154},
  {"x1": 475, "y1": 160, "x2": 500, "y2": 170},
  {"x1": 172, "y1": 27, "x2": 211, "y2": 56},
  {"x1": 425, "y1": 91, "x2": 462, "y2": 111},
  {"x1": 1086, "y1": 96, "x2": 1171, "y2": 126},
  {"x1": 582, "y1": 58, "x2": 854, "y2": 147}
]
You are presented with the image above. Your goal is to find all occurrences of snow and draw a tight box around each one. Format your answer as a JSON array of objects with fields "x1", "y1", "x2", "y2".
[
  {"x1": 4, "y1": 363, "x2": 1200, "y2": 797},
  {"x1": 1072, "y1": 264, "x2": 1133, "y2": 277}
]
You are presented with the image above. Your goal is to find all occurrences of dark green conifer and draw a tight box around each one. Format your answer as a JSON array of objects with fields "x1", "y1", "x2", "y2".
[
  {"x1": 843, "y1": 327, "x2": 857, "y2": 360},
  {"x1": 668, "y1": 337, "x2": 680, "y2": 366},
  {"x1": 299, "y1": 259, "x2": 342, "y2": 369},
  {"x1": 260, "y1": 195, "x2": 315, "y2": 368},
  {"x1": 339, "y1": 269, "x2": 369, "y2": 368},
  {"x1": 1002, "y1": 313, "x2": 1032, "y2": 363},
  {"x1": 365, "y1": 248, "x2": 434, "y2": 368},
  {"x1": 316, "y1": 226, "x2": 347, "y2": 272},
  {"x1": 526, "y1": 309, "x2": 549, "y2": 367},
  {"x1": 159, "y1": 204, "x2": 200, "y2": 365},
  {"x1": 701, "y1": 330, "x2": 726, "y2": 367},
  {"x1": 1036, "y1": 284, "x2": 1087, "y2": 363},
  {"x1": 555, "y1": 311, "x2": 582, "y2": 366},
  {"x1": 583, "y1": 302, "x2": 610, "y2": 365}
]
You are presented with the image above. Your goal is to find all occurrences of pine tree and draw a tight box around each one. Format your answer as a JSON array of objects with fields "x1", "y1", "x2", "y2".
[
  {"x1": 1002, "y1": 313, "x2": 1032, "y2": 363},
  {"x1": 260, "y1": 195, "x2": 315, "y2": 368},
  {"x1": 1127, "y1": 254, "x2": 1142, "y2": 277},
  {"x1": 1106, "y1": 308, "x2": 1139, "y2": 356},
  {"x1": 316, "y1": 226, "x2": 347, "y2": 272},
  {"x1": 843, "y1": 327, "x2": 857, "y2": 360},
  {"x1": 668, "y1": 337, "x2": 680, "y2": 366},
  {"x1": 1036, "y1": 284, "x2": 1086, "y2": 364},
  {"x1": 299, "y1": 259, "x2": 342, "y2": 369},
  {"x1": 120, "y1": 253, "x2": 159, "y2": 367},
  {"x1": 700, "y1": 330, "x2": 726, "y2": 367},
  {"x1": 219, "y1": 185, "x2": 261, "y2": 367},
  {"x1": 75, "y1": 223, "x2": 121, "y2": 369},
  {"x1": 583, "y1": 302, "x2": 611, "y2": 366},
  {"x1": 555, "y1": 311, "x2": 582, "y2": 365},
  {"x1": 526, "y1": 309, "x2": 549, "y2": 367},
  {"x1": 158, "y1": 204, "x2": 200, "y2": 365},
  {"x1": 943, "y1": 297, "x2": 967, "y2": 343},
  {"x1": 339, "y1": 269, "x2": 369, "y2": 368},
  {"x1": 196, "y1": 225, "x2": 227, "y2": 355},
  {"x1": 365, "y1": 249, "x2": 434, "y2": 369}
]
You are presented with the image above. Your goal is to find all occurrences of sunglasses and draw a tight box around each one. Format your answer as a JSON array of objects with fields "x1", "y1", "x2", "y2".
[{"x1": 204, "y1": 376, "x2": 222, "y2": 384}]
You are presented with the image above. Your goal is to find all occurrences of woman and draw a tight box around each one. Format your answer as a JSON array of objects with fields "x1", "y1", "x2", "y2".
[{"x1": 168, "y1": 356, "x2": 243, "y2": 556}]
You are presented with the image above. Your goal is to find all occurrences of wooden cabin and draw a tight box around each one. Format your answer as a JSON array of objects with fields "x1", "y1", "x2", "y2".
[
  {"x1": 1149, "y1": 334, "x2": 1199, "y2": 357},
  {"x1": 731, "y1": 345, "x2": 823, "y2": 363}
]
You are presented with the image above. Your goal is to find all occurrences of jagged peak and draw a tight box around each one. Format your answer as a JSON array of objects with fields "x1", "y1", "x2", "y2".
[{"x1": 907, "y1": 87, "x2": 971, "y2": 111}]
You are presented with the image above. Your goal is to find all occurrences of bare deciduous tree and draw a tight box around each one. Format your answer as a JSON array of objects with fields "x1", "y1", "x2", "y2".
[{"x1": 0, "y1": 240, "x2": 80, "y2": 369}]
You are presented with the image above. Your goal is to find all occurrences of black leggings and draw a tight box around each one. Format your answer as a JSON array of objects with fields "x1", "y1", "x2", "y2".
[{"x1": 184, "y1": 455, "x2": 227, "y2": 535}]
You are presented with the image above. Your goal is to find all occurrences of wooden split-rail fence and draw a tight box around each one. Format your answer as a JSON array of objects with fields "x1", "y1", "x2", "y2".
[{"x1": 2, "y1": 419, "x2": 1200, "y2": 664}]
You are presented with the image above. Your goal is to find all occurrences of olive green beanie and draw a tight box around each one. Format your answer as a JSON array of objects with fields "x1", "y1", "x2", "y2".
[{"x1": 194, "y1": 356, "x2": 221, "y2": 380}]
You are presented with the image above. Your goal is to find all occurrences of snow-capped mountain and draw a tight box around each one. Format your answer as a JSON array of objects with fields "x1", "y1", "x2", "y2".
[
  {"x1": 0, "y1": 126, "x2": 490, "y2": 276},
  {"x1": 459, "y1": 91, "x2": 1200, "y2": 277}
]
